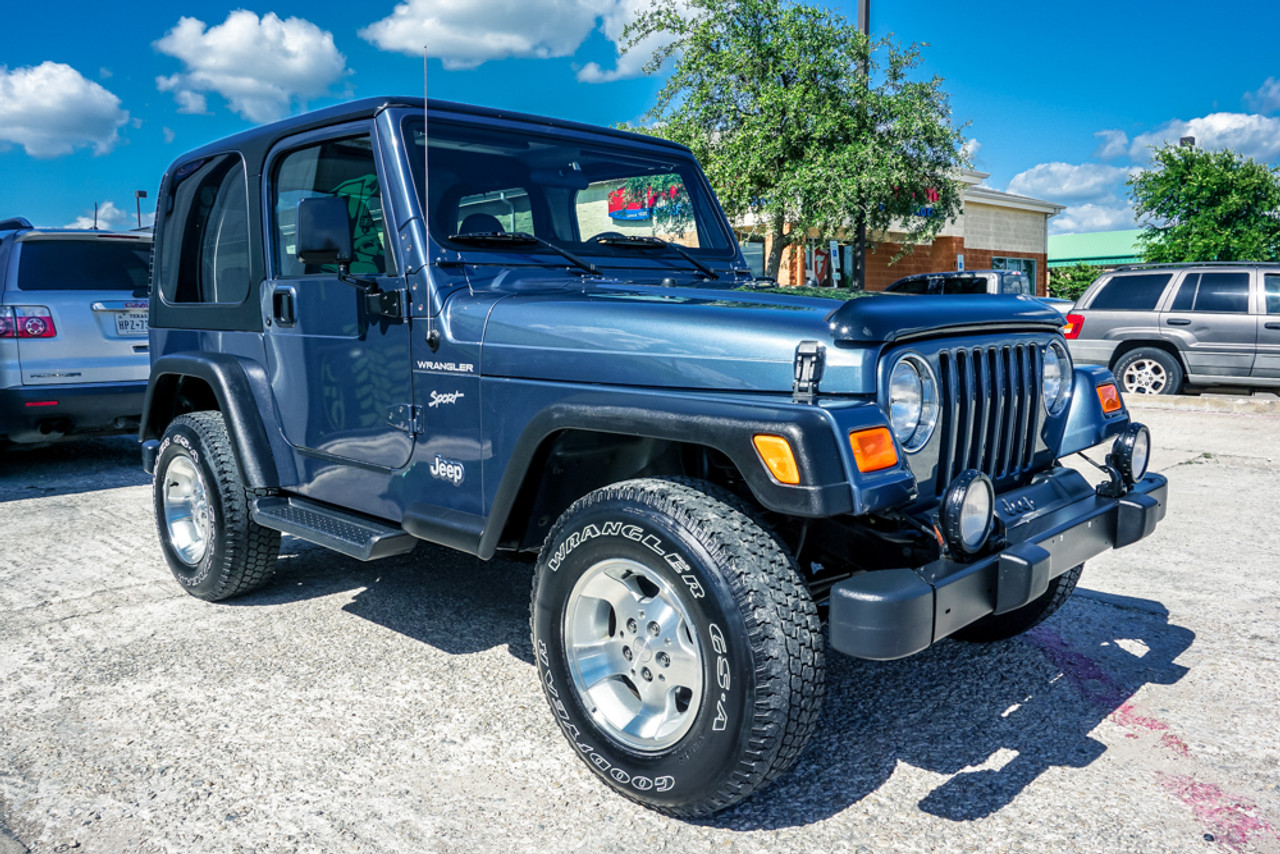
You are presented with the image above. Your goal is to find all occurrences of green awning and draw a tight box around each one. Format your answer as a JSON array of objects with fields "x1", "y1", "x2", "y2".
[{"x1": 1048, "y1": 228, "x2": 1143, "y2": 268}]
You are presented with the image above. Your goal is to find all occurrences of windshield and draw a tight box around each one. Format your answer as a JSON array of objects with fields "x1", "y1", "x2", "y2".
[
  {"x1": 402, "y1": 116, "x2": 733, "y2": 258},
  {"x1": 17, "y1": 239, "x2": 152, "y2": 292}
]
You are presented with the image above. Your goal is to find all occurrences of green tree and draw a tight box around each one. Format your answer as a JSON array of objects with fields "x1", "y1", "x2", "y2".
[
  {"x1": 1047, "y1": 263, "x2": 1101, "y2": 302},
  {"x1": 620, "y1": 0, "x2": 968, "y2": 281},
  {"x1": 1129, "y1": 144, "x2": 1280, "y2": 262}
]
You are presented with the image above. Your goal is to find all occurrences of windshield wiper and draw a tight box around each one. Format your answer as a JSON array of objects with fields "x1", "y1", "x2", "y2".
[
  {"x1": 589, "y1": 235, "x2": 720, "y2": 280},
  {"x1": 447, "y1": 231, "x2": 598, "y2": 276}
]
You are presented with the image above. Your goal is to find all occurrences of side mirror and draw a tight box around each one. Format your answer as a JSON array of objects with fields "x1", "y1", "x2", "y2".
[{"x1": 295, "y1": 197, "x2": 353, "y2": 268}]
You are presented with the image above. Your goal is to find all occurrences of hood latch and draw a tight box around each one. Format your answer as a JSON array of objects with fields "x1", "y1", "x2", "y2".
[{"x1": 792, "y1": 340, "x2": 825, "y2": 404}]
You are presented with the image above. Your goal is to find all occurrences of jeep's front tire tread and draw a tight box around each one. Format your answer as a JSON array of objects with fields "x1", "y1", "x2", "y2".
[
  {"x1": 153, "y1": 411, "x2": 280, "y2": 601},
  {"x1": 950, "y1": 563, "x2": 1084, "y2": 643},
  {"x1": 530, "y1": 477, "x2": 824, "y2": 816}
]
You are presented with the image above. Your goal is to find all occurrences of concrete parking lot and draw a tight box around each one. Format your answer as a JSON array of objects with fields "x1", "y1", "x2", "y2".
[{"x1": 2, "y1": 399, "x2": 1279, "y2": 854}]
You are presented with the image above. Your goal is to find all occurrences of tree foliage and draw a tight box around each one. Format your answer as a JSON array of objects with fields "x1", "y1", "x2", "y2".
[
  {"x1": 620, "y1": 0, "x2": 969, "y2": 280},
  {"x1": 1046, "y1": 263, "x2": 1101, "y2": 302},
  {"x1": 1128, "y1": 144, "x2": 1280, "y2": 263}
]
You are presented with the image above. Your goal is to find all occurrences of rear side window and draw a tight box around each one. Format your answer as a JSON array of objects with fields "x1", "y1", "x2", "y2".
[
  {"x1": 1168, "y1": 271, "x2": 1250, "y2": 313},
  {"x1": 1087, "y1": 273, "x2": 1172, "y2": 310},
  {"x1": 1266, "y1": 274, "x2": 1280, "y2": 314},
  {"x1": 161, "y1": 154, "x2": 251, "y2": 304},
  {"x1": 999, "y1": 273, "x2": 1031, "y2": 295},
  {"x1": 16, "y1": 240, "x2": 150, "y2": 292},
  {"x1": 888, "y1": 277, "x2": 930, "y2": 294},
  {"x1": 939, "y1": 276, "x2": 987, "y2": 295}
]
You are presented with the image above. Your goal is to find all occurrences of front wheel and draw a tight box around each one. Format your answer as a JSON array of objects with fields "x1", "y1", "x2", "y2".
[
  {"x1": 530, "y1": 478, "x2": 824, "y2": 816},
  {"x1": 153, "y1": 411, "x2": 280, "y2": 601},
  {"x1": 950, "y1": 563, "x2": 1084, "y2": 643}
]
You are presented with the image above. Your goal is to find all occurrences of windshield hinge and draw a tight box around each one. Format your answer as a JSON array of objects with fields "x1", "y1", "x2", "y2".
[
  {"x1": 792, "y1": 340, "x2": 825, "y2": 404},
  {"x1": 365, "y1": 287, "x2": 407, "y2": 319},
  {"x1": 387, "y1": 403, "x2": 422, "y2": 435}
]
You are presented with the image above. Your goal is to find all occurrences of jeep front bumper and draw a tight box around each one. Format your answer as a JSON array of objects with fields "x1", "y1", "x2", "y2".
[{"x1": 829, "y1": 467, "x2": 1168, "y2": 660}]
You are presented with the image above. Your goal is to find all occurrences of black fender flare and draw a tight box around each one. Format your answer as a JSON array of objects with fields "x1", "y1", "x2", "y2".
[{"x1": 141, "y1": 352, "x2": 295, "y2": 488}]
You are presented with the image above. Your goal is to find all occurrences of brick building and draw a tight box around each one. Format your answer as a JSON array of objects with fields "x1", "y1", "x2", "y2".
[{"x1": 738, "y1": 170, "x2": 1064, "y2": 296}]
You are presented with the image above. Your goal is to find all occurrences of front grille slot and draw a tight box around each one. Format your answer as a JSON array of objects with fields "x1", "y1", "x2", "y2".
[{"x1": 937, "y1": 343, "x2": 1042, "y2": 491}]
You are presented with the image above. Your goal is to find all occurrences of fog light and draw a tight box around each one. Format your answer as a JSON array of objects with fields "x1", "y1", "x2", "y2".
[
  {"x1": 1108, "y1": 423, "x2": 1151, "y2": 485},
  {"x1": 939, "y1": 470, "x2": 995, "y2": 556}
]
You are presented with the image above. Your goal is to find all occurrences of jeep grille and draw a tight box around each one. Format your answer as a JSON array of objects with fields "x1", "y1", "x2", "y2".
[{"x1": 934, "y1": 343, "x2": 1043, "y2": 492}]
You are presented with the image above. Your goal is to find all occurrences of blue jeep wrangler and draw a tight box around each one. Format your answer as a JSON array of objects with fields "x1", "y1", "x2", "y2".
[{"x1": 140, "y1": 97, "x2": 1167, "y2": 815}]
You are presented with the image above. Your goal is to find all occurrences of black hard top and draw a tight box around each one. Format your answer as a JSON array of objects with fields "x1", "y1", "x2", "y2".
[{"x1": 172, "y1": 96, "x2": 690, "y2": 170}]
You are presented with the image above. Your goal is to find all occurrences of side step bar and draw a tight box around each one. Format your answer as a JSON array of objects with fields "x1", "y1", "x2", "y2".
[{"x1": 251, "y1": 496, "x2": 417, "y2": 561}]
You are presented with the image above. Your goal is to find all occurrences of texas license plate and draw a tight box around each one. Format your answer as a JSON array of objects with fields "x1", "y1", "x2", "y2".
[{"x1": 114, "y1": 311, "x2": 148, "y2": 337}]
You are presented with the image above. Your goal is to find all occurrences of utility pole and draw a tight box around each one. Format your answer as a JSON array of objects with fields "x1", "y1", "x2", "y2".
[{"x1": 851, "y1": 0, "x2": 870, "y2": 291}]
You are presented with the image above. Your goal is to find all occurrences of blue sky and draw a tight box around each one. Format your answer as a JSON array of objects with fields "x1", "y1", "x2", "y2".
[{"x1": 3, "y1": 0, "x2": 1279, "y2": 234}]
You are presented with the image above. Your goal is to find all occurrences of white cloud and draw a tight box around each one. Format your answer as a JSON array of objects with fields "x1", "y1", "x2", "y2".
[
  {"x1": 1245, "y1": 77, "x2": 1280, "y2": 114},
  {"x1": 1093, "y1": 129, "x2": 1128, "y2": 159},
  {"x1": 162, "y1": 127, "x2": 176, "y2": 144},
  {"x1": 63, "y1": 200, "x2": 152, "y2": 231},
  {"x1": 0, "y1": 62, "x2": 129, "y2": 158},
  {"x1": 1128, "y1": 112, "x2": 1280, "y2": 163},
  {"x1": 577, "y1": 0, "x2": 683, "y2": 83},
  {"x1": 154, "y1": 11, "x2": 349, "y2": 123},
  {"x1": 362, "y1": 0, "x2": 607, "y2": 70},
  {"x1": 1049, "y1": 202, "x2": 1136, "y2": 235},
  {"x1": 1007, "y1": 162, "x2": 1133, "y2": 203},
  {"x1": 961, "y1": 138, "x2": 981, "y2": 162}
]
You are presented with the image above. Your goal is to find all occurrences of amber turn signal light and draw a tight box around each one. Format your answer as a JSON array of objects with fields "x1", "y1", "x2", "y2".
[
  {"x1": 752, "y1": 434, "x2": 801, "y2": 485},
  {"x1": 1096, "y1": 382, "x2": 1123, "y2": 414},
  {"x1": 850, "y1": 427, "x2": 899, "y2": 473}
]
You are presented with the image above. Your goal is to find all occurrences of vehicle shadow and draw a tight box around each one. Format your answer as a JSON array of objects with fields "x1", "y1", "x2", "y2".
[
  {"x1": 0, "y1": 436, "x2": 149, "y2": 502},
  {"x1": 232, "y1": 546, "x2": 1193, "y2": 829},
  {"x1": 236, "y1": 536, "x2": 537, "y2": 664},
  {"x1": 703, "y1": 590, "x2": 1194, "y2": 829}
]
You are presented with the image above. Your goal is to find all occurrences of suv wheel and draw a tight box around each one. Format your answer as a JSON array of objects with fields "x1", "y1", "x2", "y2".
[
  {"x1": 530, "y1": 477, "x2": 824, "y2": 816},
  {"x1": 153, "y1": 411, "x2": 281, "y2": 601},
  {"x1": 1115, "y1": 348, "x2": 1183, "y2": 395}
]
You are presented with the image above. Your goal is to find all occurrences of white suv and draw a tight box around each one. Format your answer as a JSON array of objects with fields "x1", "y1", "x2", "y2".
[{"x1": 1, "y1": 218, "x2": 152, "y2": 445}]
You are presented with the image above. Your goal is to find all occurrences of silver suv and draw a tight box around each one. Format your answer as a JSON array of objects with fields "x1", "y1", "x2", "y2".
[
  {"x1": 1065, "y1": 262, "x2": 1280, "y2": 395},
  {"x1": 1, "y1": 218, "x2": 152, "y2": 444}
]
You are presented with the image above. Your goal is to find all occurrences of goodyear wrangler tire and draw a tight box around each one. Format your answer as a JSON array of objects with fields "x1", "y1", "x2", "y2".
[
  {"x1": 951, "y1": 563, "x2": 1085, "y2": 643},
  {"x1": 153, "y1": 412, "x2": 281, "y2": 601},
  {"x1": 530, "y1": 477, "x2": 824, "y2": 816}
]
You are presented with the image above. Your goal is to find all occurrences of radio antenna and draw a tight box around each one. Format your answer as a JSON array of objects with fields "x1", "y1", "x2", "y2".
[{"x1": 423, "y1": 47, "x2": 441, "y2": 351}]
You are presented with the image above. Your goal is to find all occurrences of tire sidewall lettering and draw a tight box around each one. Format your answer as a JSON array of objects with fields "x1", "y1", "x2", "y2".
[{"x1": 534, "y1": 505, "x2": 753, "y2": 804}]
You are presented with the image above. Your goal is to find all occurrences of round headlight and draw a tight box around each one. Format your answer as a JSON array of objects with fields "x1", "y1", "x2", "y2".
[
  {"x1": 1109, "y1": 423, "x2": 1151, "y2": 484},
  {"x1": 939, "y1": 470, "x2": 995, "y2": 556},
  {"x1": 887, "y1": 355, "x2": 939, "y2": 452},
  {"x1": 1042, "y1": 340, "x2": 1072, "y2": 415}
]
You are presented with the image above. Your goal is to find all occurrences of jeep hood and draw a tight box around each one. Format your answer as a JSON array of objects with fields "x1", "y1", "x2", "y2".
[{"x1": 478, "y1": 286, "x2": 1063, "y2": 395}]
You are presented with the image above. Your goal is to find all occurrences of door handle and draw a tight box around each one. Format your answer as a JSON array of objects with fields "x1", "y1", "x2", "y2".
[
  {"x1": 1165, "y1": 318, "x2": 1191, "y2": 326},
  {"x1": 272, "y1": 285, "x2": 297, "y2": 327},
  {"x1": 1266, "y1": 322, "x2": 1280, "y2": 330}
]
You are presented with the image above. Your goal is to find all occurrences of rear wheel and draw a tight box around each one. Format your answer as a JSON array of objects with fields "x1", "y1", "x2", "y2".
[
  {"x1": 1115, "y1": 348, "x2": 1182, "y2": 395},
  {"x1": 530, "y1": 477, "x2": 824, "y2": 816},
  {"x1": 153, "y1": 411, "x2": 280, "y2": 601},
  {"x1": 951, "y1": 564, "x2": 1084, "y2": 643}
]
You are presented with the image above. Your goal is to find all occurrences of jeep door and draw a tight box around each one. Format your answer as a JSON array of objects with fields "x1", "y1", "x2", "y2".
[
  {"x1": 1253, "y1": 272, "x2": 1280, "y2": 379},
  {"x1": 261, "y1": 125, "x2": 413, "y2": 469},
  {"x1": 1161, "y1": 270, "x2": 1256, "y2": 378}
]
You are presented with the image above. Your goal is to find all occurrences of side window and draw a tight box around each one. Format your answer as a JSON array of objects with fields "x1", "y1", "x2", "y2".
[
  {"x1": 1266, "y1": 274, "x2": 1280, "y2": 315},
  {"x1": 162, "y1": 154, "x2": 251, "y2": 304},
  {"x1": 1087, "y1": 273, "x2": 1172, "y2": 310},
  {"x1": 273, "y1": 135, "x2": 390, "y2": 277},
  {"x1": 992, "y1": 256, "x2": 1037, "y2": 288},
  {"x1": 1170, "y1": 273, "x2": 1199, "y2": 311},
  {"x1": 1190, "y1": 271, "x2": 1249, "y2": 313},
  {"x1": 1000, "y1": 274, "x2": 1031, "y2": 295}
]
